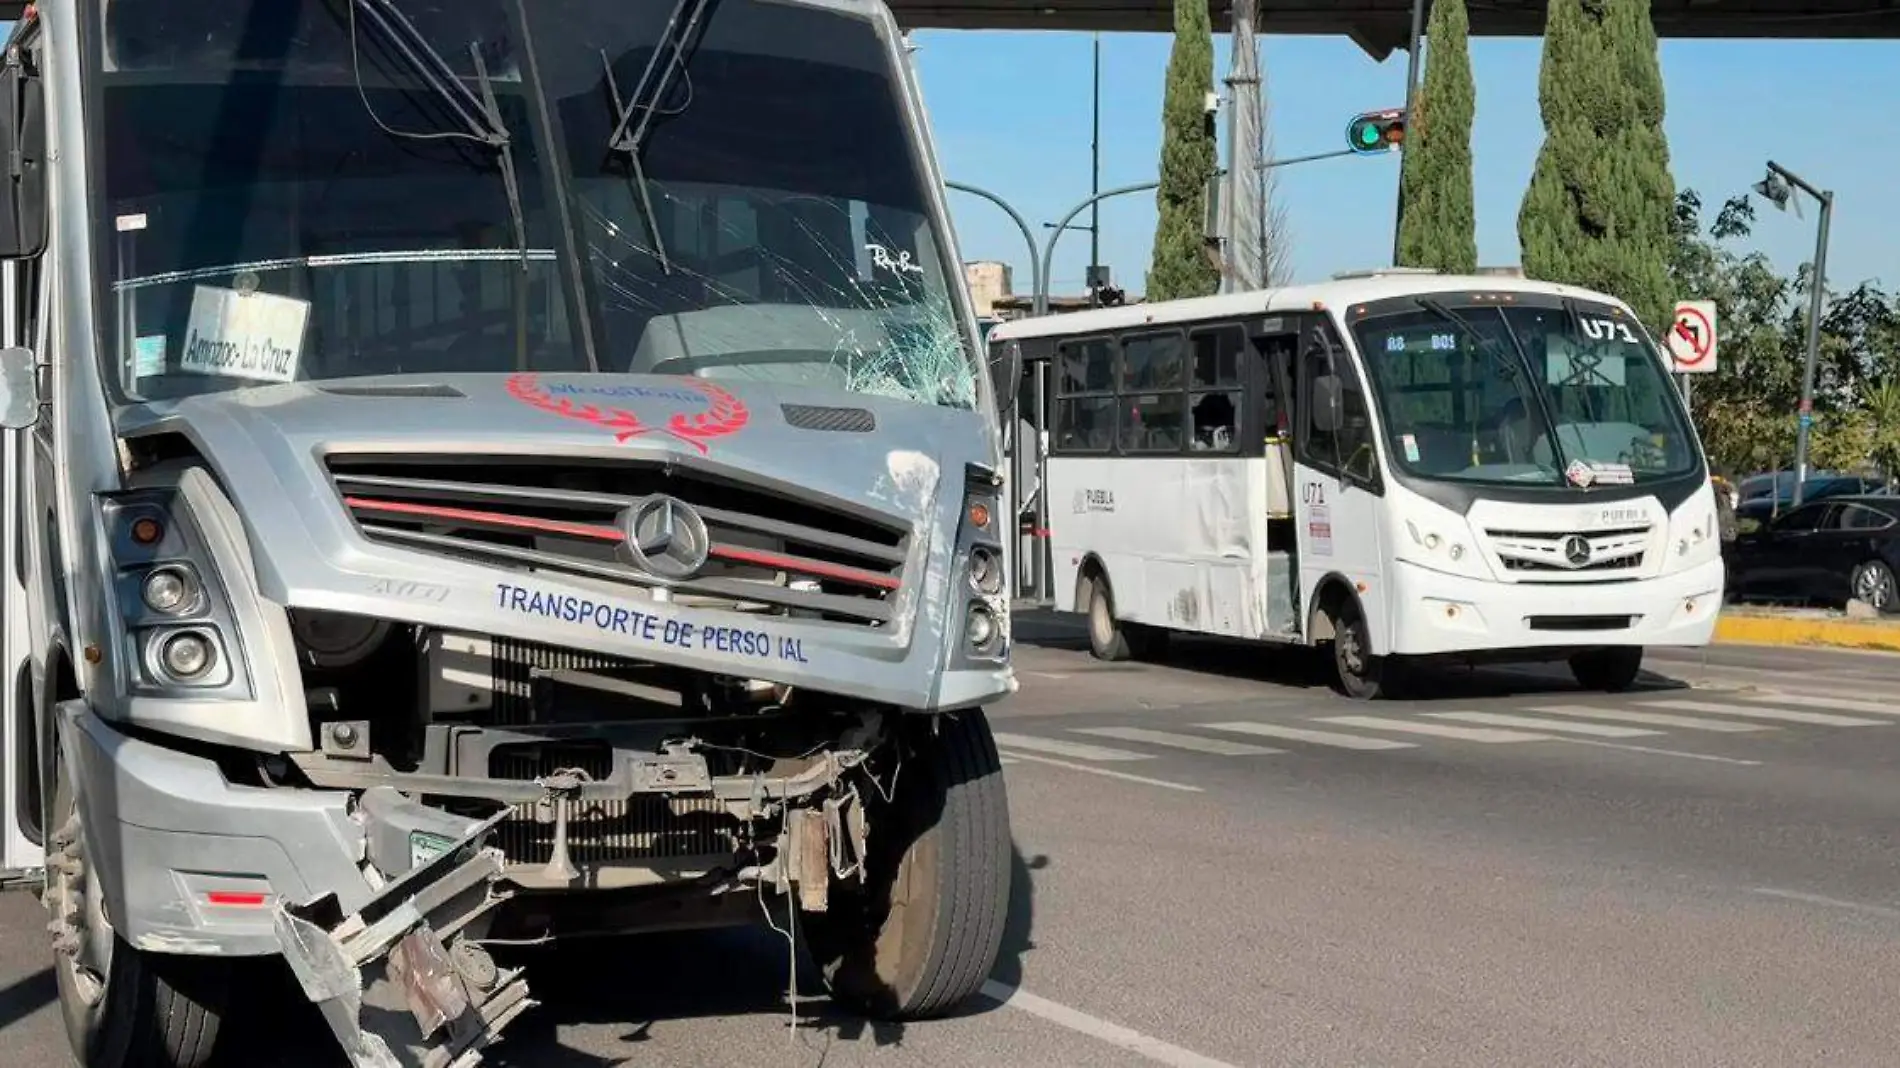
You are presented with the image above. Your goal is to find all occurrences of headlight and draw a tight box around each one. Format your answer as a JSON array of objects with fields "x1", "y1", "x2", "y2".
[
  {"x1": 102, "y1": 492, "x2": 245, "y2": 696},
  {"x1": 969, "y1": 546, "x2": 1003, "y2": 596},
  {"x1": 140, "y1": 565, "x2": 200, "y2": 615},
  {"x1": 966, "y1": 603, "x2": 1000, "y2": 653},
  {"x1": 157, "y1": 629, "x2": 217, "y2": 680}
]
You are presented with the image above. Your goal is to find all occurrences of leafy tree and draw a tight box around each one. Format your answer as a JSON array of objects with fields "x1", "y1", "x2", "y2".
[
  {"x1": 1518, "y1": 0, "x2": 1676, "y2": 331},
  {"x1": 1395, "y1": 0, "x2": 1477, "y2": 272},
  {"x1": 1667, "y1": 187, "x2": 1898, "y2": 482},
  {"x1": 1145, "y1": 0, "x2": 1221, "y2": 301}
]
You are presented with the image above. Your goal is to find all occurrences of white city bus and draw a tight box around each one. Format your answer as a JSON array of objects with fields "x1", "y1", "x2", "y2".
[{"x1": 993, "y1": 270, "x2": 1724, "y2": 699}]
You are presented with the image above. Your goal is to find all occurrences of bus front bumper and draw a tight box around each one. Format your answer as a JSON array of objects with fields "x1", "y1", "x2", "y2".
[{"x1": 1386, "y1": 557, "x2": 1725, "y2": 657}]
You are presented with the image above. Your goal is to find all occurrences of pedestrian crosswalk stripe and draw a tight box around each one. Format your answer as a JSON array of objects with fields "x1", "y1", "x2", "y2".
[
  {"x1": 990, "y1": 732, "x2": 1154, "y2": 761},
  {"x1": 1071, "y1": 726, "x2": 1284, "y2": 756},
  {"x1": 1640, "y1": 699, "x2": 1885, "y2": 728},
  {"x1": 1735, "y1": 693, "x2": 1900, "y2": 718},
  {"x1": 1198, "y1": 721, "x2": 1417, "y2": 750},
  {"x1": 1423, "y1": 711, "x2": 1662, "y2": 738},
  {"x1": 1317, "y1": 715, "x2": 1550, "y2": 744},
  {"x1": 1524, "y1": 704, "x2": 1772, "y2": 733}
]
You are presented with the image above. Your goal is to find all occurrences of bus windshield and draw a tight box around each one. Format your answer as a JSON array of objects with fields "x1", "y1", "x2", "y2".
[
  {"x1": 89, "y1": 0, "x2": 978, "y2": 410},
  {"x1": 1347, "y1": 294, "x2": 1698, "y2": 487}
]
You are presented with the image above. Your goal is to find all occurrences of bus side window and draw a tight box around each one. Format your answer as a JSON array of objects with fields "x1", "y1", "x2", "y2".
[
  {"x1": 1187, "y1": 325, "x2": 1243, "y2": 452},
  {"x1": 1053, "y1": 336, "x2": 1115, "y2": 452}
]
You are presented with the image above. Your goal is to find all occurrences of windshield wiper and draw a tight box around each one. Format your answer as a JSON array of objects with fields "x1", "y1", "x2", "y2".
[
  {"x1": 600, "y1": 0, "x2": 717, "y2": 275},
  {"x1": 1414, "y1": 297, "x2": 1573, "y2": 476},
  {"x1": 346, "y1": 0, "x2": 528, "y2": 273}
]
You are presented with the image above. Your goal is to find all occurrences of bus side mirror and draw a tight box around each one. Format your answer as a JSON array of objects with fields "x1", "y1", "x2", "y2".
[
  {"x1": 0, "y1": 45, "x2": 47, "y2": 261},
  {"x1": 1311, "y1": 374, "x2": 1343, "y2": 433},
  {"x1": 989, "y1": 339, "x2": 1020, "y2": 420},
  {"x1": 0, "y1": 346, "x2": 39, "y2": 429}
]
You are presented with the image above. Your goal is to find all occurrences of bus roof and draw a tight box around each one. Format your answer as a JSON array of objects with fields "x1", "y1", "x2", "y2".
[{"x1": 983, "y1": 272, "x2": 1635, "y2": 343}]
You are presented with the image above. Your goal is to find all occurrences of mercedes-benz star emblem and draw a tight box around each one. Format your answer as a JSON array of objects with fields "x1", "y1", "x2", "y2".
[
  {"x1": 623, "y1": 495, "x2": 711, "y2": 581},
  {"x1": 1562, "y1": 535, "x2": 1593, "y2": 567}
]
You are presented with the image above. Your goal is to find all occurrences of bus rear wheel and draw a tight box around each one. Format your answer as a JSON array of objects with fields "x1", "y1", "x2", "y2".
[
  {"x1": 1085, "y1": 573, "x2": 1167, "y2": 662},
  {"x1": 1570, "y1": 646, "x2": 1644, "y2": 692},
  {"x1": 48, "y1": 753, "x2": 230, "y2": 1068}
]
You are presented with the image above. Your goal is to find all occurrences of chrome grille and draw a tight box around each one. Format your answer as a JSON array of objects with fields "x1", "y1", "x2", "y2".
[
  {"x1": 328, "y1": 455, "x2": 907, "y2": 626},
  {"x1": 1486, "y1": 525, "x2": 1650, "y2": 577}
]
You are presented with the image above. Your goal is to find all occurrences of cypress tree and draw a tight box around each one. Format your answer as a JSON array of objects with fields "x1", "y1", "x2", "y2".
[
  {"x1": 1517, "y1": 0, "x2": 1676, "y2": 332},
  {"x1": 1396, "y1": 0, "x2": 1478, "y2": 273},
  {"x1": 1145, "y1": 0, "x2": 1221, "y2": 301}
]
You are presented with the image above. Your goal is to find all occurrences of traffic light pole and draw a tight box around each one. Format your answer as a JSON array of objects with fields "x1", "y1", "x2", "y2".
[{"x1": 1770, "y1": 161, "x2": 1835, "y2": 509}]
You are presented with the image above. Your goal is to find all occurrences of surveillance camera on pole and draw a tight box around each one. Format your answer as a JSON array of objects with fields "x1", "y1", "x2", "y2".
[{"x1": 1346, "y1": 108, "x2": 1407, "y2": 155}]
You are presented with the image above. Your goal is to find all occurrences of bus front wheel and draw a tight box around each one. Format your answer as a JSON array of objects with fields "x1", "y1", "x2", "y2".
[
  {"x1": 1569, "y1": 647, "x2": 1644, "y2": 692},
  {"x1": 48, "y1": 751, "x2": 230, "y2": 1068},
  {"x1": 1085, "y1": 573, "x2": 1167, "y2": 662},
  {"x1": 1321, "y1": 596, "x2": 1403, "y2": 700}
]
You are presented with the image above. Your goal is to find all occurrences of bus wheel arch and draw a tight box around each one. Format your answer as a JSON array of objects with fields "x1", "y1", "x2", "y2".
[
  {"x1": 1075, "y1": 558, "x2": 1165, "y2": 662},
  {"x1": 1308, "y1": 577, "x2": 1399, "y2": 700}
]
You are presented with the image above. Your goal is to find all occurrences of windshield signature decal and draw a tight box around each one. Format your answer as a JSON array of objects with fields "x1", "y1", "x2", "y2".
[
  {"x1": 865, "y1": 242, "x2": 924, "y2": 276},
  {"x1": 506, "y1": 373, "x2": 750, "y2": 453}
]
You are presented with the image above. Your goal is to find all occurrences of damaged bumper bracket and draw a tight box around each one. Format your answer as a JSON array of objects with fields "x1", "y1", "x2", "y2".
[{"x1": 273, "y1": 808, "x2": 534, "y2": 1068}]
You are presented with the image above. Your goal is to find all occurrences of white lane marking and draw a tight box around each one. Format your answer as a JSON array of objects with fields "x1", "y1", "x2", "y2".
[
  {"x1": 1752, "y1": 887, "x2": 1900, "y2": 919},
  {"x1": 1643, "y1": 699, "x2": 1885, "y2": 728},
  {"x1": 1737, "y1": 693, "x2": 1900, "y2": 718},
  {"x1": 1425, "y1": 711, "x2": 1662, "y2": 738},
  {"x1": 1198, "y1": 721, "x2": 1416, "y2": 751},
  {"x1": 1027, "y1": 672, "x2": 1074, "y2": 680},
  {"x1": 1553, "y1": 737, "x2": 1763, "y2": 766},
  {"x1": 990, "y1": 732, "x2": 1153, "y2": 762},
  {"x1": 1317, "y1": 715, "x2": 1551, "y2": 744},
  {"x1": 1000, "y1": 757, "x2": 1020, "y2": 765},
  {"x1": 1526, "y1": 704, "x2": 1772, "y2": 733},
  {"x1": 979, "y1": 979, "x2": 1242, "y2": 1068},
  {"x1": 995, "y1": 750, "x2": 1204, "y2": 793},
  {"x1": 1072, "y1": 726, "x2": 1284, "y2": 756}
]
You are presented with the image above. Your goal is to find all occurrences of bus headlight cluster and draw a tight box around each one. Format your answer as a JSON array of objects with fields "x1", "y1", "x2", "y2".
[
  {"x1": 1406, "y1": 519, "x2": 1468, "y2": 562},
  {"x1": 104, "y1": 494, "x2": 246, "y2": 695},
  {"x1": 966, "y1": 603, "x2": 1001, "y2": 654}
]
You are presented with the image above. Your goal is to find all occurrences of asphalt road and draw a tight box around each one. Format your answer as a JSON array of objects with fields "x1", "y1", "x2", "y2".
[{"x1": 7, "y1": 622, "x2": 1900, "y2": 1066}]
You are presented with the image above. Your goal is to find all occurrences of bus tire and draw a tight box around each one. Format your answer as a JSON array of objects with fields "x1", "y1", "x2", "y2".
[
  {"x1": 1569, "y1": 646, "x2": 1644, "y2": 693},
  {"x1": 1085, "y1": 573, "x2": 1133, "y2": 661},
  {"x1": 801, "y1": 708, "x2": 1011, "y2": 1021},
  {"x1": 49, "y1": 752, "x2": 229, "y2": 1068},
  {"x1": 1322, "y1": 595, "x2": 1398, "y2": 700}
]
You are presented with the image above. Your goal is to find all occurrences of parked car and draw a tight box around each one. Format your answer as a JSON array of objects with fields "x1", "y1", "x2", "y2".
[
  {"x1": 1734, "y1": 474, "x2": 1884, "y2": 528},
  {"x1": 1726, "y1": 494, "x2": 1900, "y2": 612}
]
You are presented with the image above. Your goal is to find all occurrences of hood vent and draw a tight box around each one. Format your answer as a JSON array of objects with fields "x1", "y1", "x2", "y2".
[{"x1": 781, "y1": 404, "x2": 876, "y2": 434}]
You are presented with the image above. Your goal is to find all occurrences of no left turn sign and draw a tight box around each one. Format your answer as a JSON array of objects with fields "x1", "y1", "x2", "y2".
[{"x1": 1667, "y1": 300, "x2": 1718, "y2": 374}]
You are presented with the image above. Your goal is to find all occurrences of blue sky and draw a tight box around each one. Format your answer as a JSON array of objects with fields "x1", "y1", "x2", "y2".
[{"x1": 911, "y1": 31, "x2": 1897, "y2": 302}]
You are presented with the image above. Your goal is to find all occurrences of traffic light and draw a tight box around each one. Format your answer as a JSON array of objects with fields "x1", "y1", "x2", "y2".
[{"x1": 1346, "y1": 108, "x2": 1406, "y2": 155}]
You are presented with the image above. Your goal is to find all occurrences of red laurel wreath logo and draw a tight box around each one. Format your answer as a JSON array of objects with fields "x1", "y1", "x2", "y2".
[{"x1": 505, "y1": 373, "x2": 751, "y2": 454}]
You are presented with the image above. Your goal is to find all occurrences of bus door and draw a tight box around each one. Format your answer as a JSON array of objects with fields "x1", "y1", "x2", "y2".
[
  {"x1": 1290, "y1": 312, "x2": 1389, "y2": 648},
  {"x1": 999, "y1": 335, "x2": 1054, "y2": 604},
  {"x1": 1, "y1": 258, "x2": 41, "y2": 882}
]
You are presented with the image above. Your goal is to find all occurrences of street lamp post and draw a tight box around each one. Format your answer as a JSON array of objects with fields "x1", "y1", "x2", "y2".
[{"x1": 1752, "y1": 160, "x2": 1835, "y2": 508}]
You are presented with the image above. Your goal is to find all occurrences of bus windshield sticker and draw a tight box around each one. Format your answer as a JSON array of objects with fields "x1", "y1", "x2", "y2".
[
  {"x1": 133, "y1": 335, "x2": 167, "y2": 378},
  {"x1": 180, "y1": 284, "x2": 309, "y2": 383},
  {"x1": 1401, "y1": 433, "x2": 1420, "y2": 463}
]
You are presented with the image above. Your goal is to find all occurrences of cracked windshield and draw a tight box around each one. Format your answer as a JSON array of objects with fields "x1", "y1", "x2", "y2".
[
  {"x1": 95, "y1": 0, "x2": 978, "y2": 410},
  {"x1": 1349, "y1": 297, "x2": 1698, "y2": 486}
]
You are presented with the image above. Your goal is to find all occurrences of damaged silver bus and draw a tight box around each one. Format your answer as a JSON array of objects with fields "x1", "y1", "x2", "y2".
[{"x1": 0, "y1": 1, "x2": 1014, "y2": 1064}]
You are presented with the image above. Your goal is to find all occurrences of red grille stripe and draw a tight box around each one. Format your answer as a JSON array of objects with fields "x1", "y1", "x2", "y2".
[
  {"x1": 710, "y1": 545, "x2": 901, "y2": 591},
  {"x1": 344, "y1": 497, "x2": 623, "y2": 542}
]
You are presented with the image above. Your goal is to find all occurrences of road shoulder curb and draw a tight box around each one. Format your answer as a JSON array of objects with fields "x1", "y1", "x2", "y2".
[{"x1": 1715, "y1": 613, "x2": 1900, "y2": 652}]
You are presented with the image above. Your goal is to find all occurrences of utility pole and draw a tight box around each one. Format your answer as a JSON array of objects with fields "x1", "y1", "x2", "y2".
[
  {"x1": 1087, "y1": 33, "x2": 1107, "y2": 304},
  {"x1": 1752, "y1": 160, "x2": 1834, "y2": 508},
  {"x1": 1392, "y1": 0, "x2": 1427, "y2": 265}
]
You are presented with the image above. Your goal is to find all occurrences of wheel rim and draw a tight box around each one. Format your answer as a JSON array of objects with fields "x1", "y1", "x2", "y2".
[
  {"x1": 1336, "y1": 612, "x2": 1366, "y2": 679},
  {"x1": 1858, "y1": 566, "x2": 1894, "y2": 610},
  {"x1": 48, "y1": 798, "x2": 113, "y2": 1010}
]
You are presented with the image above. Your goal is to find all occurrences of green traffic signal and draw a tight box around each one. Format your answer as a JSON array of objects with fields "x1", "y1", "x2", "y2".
[{"x1": 1346, "y1": 109, "x2": 1406, "y2": 155}]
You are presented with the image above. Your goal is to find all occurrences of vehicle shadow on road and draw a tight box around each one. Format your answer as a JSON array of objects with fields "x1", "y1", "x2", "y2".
[
  {"x1": 0, "y1": 966, "x2": 55, "y2": 1034},
  {"x1": 1013, "y1": 612, "x2": 1696, "y2": 701}
]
